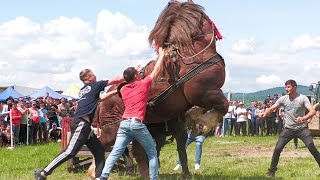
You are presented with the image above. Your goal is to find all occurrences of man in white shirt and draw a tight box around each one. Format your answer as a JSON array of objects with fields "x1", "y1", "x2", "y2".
[{"x1": 235, "y1": 102, "x2": 247, "y2": 136}]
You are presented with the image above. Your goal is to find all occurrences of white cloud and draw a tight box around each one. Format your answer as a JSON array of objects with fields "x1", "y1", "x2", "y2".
[
  {"x1": 256, "y1": 74, "x2": 283, "y2": 86},
  {"x1": 231, "y1": 37, "x2": 258, "y2": 54},
  {"x1": 95, "y1": 10, "x2": 149, "y2": 56},
  {"x1": 221, "y1": 51, "x2": 320, "y2": 93},
  {"x1": 280, "y1": 34, "x2": 320, "y2": 53},
  {"x1": 0, "y1": 10, "x2": 151, "y2": 92}
]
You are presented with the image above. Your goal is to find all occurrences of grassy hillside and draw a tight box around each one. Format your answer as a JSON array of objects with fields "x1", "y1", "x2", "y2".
[{"x1": 225, "y1": 85, "x2": 313, "y2": 105}]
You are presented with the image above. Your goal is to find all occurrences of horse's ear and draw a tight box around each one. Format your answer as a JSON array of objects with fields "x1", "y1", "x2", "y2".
[{"x1": 187, "y1": 0, "x2": 194, "y2": 3}]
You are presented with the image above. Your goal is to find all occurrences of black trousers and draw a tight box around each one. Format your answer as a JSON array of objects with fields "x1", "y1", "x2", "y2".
[
  {"x1": 30, "y1": 123, "x2": 40, "y2": 144},
  {"x1": 236, "y1": 121, "x2": 246, "y2": 136},
  {"x1": 42, "y1": 118, "x2": 105, "y2": 178},
  {"x1": 266, "y1": 118, "x2": 276, "y2": 135},
  {"x1": 230, "y1": 118, "x2": 236, "y2": 135},
  {"x1": 19, "y1": 124, "x2": 28, "y2": 144},
  {"x1": 269, "y1": 127, "x2": 320, "y2": 172}
]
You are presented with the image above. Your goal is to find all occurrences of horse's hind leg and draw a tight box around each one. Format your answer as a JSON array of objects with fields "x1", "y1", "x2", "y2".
[
  {"x1": 123, "y1": 147, "x2": 135, "y2": 176},
  {"x1": 188, "y1": 89, "x2": 228, "y2": 135},
  {"x1": 132, "y1": 141, "x2": 149, "y2": 179}
]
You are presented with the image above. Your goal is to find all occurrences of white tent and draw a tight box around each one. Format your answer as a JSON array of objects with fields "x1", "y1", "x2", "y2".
[{"x1": 62, "y1": 84, "x2": 80, "y2": 99}]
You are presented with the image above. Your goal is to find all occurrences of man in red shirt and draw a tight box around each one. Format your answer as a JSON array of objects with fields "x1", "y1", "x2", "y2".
[{"x1": 98, "y1": 47, "x2": 166, "y2": 180}]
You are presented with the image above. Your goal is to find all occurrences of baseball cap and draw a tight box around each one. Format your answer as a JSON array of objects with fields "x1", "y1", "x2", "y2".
[{"x1": 52, "y1": 122, "x2": 57, "y2": 126}]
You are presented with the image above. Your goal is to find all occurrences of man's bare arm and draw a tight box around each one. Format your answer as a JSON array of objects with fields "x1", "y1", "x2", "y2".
[
  {"x1": 149, "y1": 47, "x2": 166, "y2": 80},
  {"x1": 296, "y1": 104, "x2": 316, "y2": 123},
  {"x1": 99, "y1": 90, "x2": 118, "y2": 101},
  {"x1": 107, "y1": 75, "x2": 125, "y2": 86}
]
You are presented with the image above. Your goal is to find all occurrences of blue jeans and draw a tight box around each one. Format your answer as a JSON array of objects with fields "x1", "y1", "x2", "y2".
[
  {"x1": 223, "y1": 118, "x2": 232, "y2": 136},
  {"x1": 101, "y1": 119, "x2": 158, "y2": 180},
  {"x1": 250, "y1": 117, "x2": 256, "y2": 135},
  {"x1": 178, "y1": 133, "x2": 206, "y2": 165}
]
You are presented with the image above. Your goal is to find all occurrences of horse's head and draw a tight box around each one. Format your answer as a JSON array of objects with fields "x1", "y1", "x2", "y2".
[{"x1": 149, "y1": 1, "x2": 221, "y2": 64}]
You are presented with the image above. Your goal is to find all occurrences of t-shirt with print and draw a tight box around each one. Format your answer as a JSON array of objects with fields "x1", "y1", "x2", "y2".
[
  {"x1": 75, "y1": 80, "x2": 107, "y2": 122},
  {"x1": 39, "y1": 109, "x2": 48, "y2": 123},
  {"x1": 121, "y1": 76, "x2": 152, "y2": 121},
  {"x1": 276, "y1": 94, "x2": 311, "y2": 129}
]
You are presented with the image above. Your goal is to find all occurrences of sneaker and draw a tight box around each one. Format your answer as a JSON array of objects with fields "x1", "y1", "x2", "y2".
[
  {"x1": 294, "y1": 144, "x2": 298, "y2": 150},
  {"x1": 266, "y1": 171, "x2": 275, "y2": 178},
  {"x1": 195, "y1": 163, "x2": 200, "y2": 170},
  {"x1": 34, "y1": 170, "x2": 46, "y2": 180},
  {"x1": 173, "y1": 164, "x2": 181, "y2": 171}
]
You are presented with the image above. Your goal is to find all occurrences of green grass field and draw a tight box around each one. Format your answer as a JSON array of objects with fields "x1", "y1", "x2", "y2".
[{"x1": 1, "y1": 136, "x2": 320, "y2": 180}]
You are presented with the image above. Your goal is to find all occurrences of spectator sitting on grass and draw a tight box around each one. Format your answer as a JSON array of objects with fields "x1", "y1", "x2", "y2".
[
  {"x1": 49, "y1": 123, "x2": 62, "y2": 142},
  {"x1": 1, "y1": 125, "x2": 11, "y2": 146}
]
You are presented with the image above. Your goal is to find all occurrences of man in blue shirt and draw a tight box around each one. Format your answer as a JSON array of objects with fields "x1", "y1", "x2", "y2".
[
  {"x1": 35, "y1": 69, "x2": 123, "y2": 180},
  {"x1": 246, "y1": 101, "x2": 257, "y2": 136}
]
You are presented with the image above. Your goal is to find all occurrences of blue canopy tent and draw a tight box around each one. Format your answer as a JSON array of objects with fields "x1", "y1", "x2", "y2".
[
  {"x1": 0, "y1": 86, "x2": 24, "y2": 101},
  {"x1": 29, "y1": 86, "x2": 69, "y2": 99}
]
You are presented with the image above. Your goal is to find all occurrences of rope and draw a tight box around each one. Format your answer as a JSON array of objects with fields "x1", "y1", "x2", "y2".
[{"x1": 100, "y1": 119, "x2": 123, "y2": 129}]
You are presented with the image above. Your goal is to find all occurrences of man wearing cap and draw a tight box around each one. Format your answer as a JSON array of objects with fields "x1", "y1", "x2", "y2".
[
  {"x1": 235, "y1": 102, "x2": 247, "y2": 136},
  {"x1": 262, "y1": 80, "x2": 320, "y2": 177},
  {"x1": 35, "y1": 69, "x2": 124, "y2": 180},
  {"x1": 48, "y1": 122, "x2": 61, "y2": 142},
  {"x1": 264, "y1": 95, "x2": 271, "y2": 105},
  {"x1": 26, "y1": 96, "x2": 31, "y2": 104}
]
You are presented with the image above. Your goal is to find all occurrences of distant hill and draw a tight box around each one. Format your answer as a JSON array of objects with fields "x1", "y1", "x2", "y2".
[{"x1": 224, "y1": 85, "x2": 313, "y2": 105}]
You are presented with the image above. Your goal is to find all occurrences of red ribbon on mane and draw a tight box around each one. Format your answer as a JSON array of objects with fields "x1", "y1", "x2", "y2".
[{"x1": 210, "y1": 19, "x2": 222, "y2": 40}]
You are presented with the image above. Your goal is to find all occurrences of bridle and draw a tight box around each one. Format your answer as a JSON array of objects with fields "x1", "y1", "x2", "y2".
[{"x1": 176, "y1": 28, "x2": 215, "y2": 61}]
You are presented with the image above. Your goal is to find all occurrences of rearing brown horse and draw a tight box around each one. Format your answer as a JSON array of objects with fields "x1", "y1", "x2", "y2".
[
  {"x1": 144, "y1": 0, "x2": 228, "y2": 133},
  {"x1": 96, "y1": 0, "x2": 228, "y2": 179}
]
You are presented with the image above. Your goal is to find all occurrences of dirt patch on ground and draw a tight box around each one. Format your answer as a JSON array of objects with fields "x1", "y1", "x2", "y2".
[{"x1": 230, "y1": 146, "x2": 311, "y2": 158}]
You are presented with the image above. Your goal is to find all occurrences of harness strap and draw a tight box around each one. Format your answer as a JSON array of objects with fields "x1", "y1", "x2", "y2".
[{"x1": 147, "y1": 53, "x2": 224, "y2": 108}]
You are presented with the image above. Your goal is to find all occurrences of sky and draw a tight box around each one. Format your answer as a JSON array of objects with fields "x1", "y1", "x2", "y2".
[{"x1": 0, "y1": 0, "x2": 319, "y2": 93}]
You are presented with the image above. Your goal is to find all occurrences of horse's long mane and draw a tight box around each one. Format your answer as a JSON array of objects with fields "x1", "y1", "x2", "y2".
[{"x1": 148, "y1": 1, "x2": 210, "y2": 52}]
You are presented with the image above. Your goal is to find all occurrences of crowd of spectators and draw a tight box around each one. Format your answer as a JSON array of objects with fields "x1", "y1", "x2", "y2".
[
  {"x1": 222, "y1": 93, "x2": 288, "y2": 137},
  {"x1": 0, "y1": 93, "x2": 77, "y2": 147}
]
